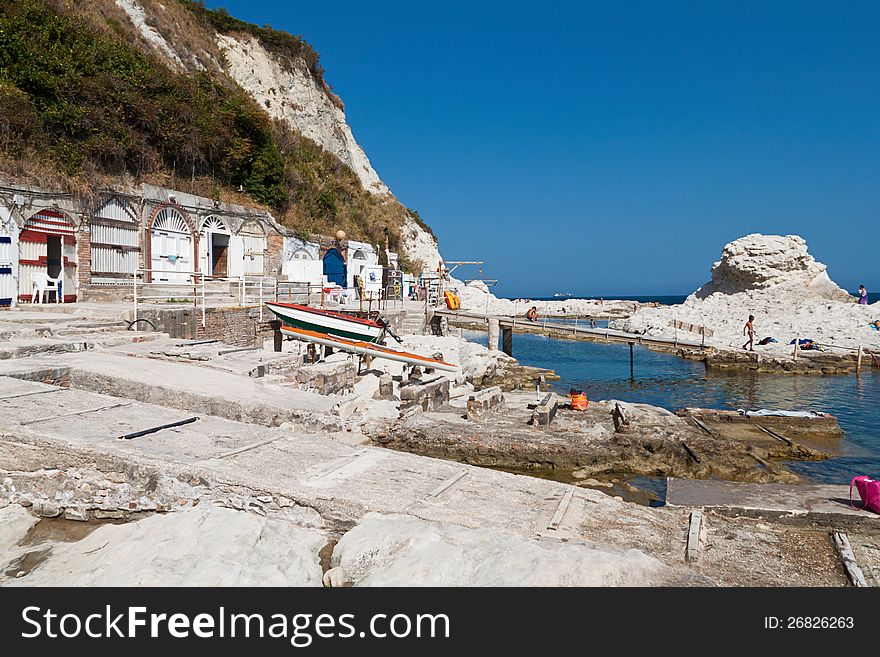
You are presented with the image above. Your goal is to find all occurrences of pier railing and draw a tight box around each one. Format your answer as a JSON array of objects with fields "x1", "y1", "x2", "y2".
[{"x1": 240, "y1": 278, "x2": 406, "y2": 319}]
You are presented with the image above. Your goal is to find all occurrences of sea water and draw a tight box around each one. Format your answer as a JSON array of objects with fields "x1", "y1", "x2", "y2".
[{"x1": 462, "y1": 326, "x2": 880, "y2": 497}]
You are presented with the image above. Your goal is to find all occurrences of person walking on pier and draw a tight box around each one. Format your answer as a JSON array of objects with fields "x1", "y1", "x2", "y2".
[
  {"x1": 742, "y1": 315, "x2": 755, "y2": 351},
  {"x1": 858, "y1": 285, "x2": 869, "y2": 305}
]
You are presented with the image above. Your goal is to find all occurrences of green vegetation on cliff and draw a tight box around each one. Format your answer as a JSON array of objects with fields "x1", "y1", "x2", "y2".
[{"x1": 0, "y1": 0, "x2": 415, "y2": 258}]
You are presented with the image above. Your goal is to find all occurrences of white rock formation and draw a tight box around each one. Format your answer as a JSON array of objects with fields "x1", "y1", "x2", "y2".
[
  {"x1": 2, "y1": 506, "x2": 326, "y2": 587},
  {"x1": 692, "y1": 234, "x2": 851, "y2": 300},
  {"x1": 403, "y1": 333, "x2": 518, "y2": 382},
  {"x1": 331, "y1": 513, "x2": 667, "y2": 586},
  {"x1": 452, "y1": 279, "x2": 639, "y2": 318},
  {"x1": 114, "y1": 0, "x2": 188, "y2": 70},
  {"x1": 400, "y1": 216, "x2": 442, "y2": 272},
  {"x1": 617, "y1": 234, "x2": 878, "y2": 352},
  {"x1": 217, "y1": 34, "x2": 389, "y2": 196}
]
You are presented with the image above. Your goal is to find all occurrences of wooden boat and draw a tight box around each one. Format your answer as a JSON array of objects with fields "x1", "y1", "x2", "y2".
[
  {"x1": 265, "y1": 302, "x2": 385, "y2": 342},
  {"x1": 281, "y1": 325, "x2": 459, "y2": 372}
]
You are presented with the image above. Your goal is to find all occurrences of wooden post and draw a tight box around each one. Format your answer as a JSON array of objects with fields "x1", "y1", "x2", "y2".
[
  {"x1": 270, "y1": 320, "x2": 282, "y2": 352},
  {"x1": 857, "y1": 345, "x2": 863, "y2": 374},
  {"x1": 629, "y1": 342, "x2": 634, "y2": 379},
  {"x1": 501, "y1": 327, "x2": 513, "y2": 356},
  {"x1": 793, "y1": 336, "x2": 799, "y2": 361}
]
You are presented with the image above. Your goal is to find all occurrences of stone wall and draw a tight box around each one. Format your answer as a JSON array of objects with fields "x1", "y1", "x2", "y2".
[
  {"x1": 130, "y1": 307, "x2": 199, "y2": 339},
  {"x1": 293, "y1": 361, "x2": 356, "y2": 396},
  {"x1": 197, "y1": 307, "x2": 274, "y2": 348}
]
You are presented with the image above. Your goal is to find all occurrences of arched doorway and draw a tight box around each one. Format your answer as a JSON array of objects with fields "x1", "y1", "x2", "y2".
[
  {"x1": 322, "y1": 248, "x2": 346, "y2": 287},
  {"x1": 90, "y1": 197, "x2": 139, "y2": 284},
  {"x1": 19, "y1": 209, "x2": 77, "y2": 302},
  {"x1": 229, "y1": 221, "x2": 266, "y2": 277},
  {"x1": 150, "y1": 207, "x2": 193, "y2": 282},
  {"x1": 198, "y1": 215, "x2": 231, "y2": 277}
]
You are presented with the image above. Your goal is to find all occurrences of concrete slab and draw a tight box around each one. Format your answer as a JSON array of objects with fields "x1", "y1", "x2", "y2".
[
  {"x1": 0, "y1": 351, "x2": 339, "y2": 428},
  {"x1": 0, "y1": 376, "x2": 59, "y2": 398},
  {"x1": 103, "y1": 336, "x2": 305, "y2": 377},
  {"x1": 666, "y1": 477, "x2": 880, "y2": 522}
]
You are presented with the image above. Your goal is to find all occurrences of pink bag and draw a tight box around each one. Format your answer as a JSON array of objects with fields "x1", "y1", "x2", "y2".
[{"x1": 850, "y1": 476, "x2": 880, "y2": 514}]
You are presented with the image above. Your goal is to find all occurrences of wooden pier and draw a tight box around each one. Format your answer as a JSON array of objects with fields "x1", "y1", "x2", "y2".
[{"x1": 434, "y1": 309, "x2": 709, "y2": 358}]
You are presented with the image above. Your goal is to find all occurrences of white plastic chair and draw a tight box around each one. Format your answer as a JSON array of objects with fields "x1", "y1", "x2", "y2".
[{"x1": 31, "y1": 272, "x2": 63, "y2": 304}]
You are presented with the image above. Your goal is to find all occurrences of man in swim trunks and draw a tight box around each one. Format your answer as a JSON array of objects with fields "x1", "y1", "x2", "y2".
[
  {"x1": 526, "y1": 306, "x2": 538, "y2": 322},
  {"x1": 742, "y1": 314, "x2": 755, "y2": 351}
]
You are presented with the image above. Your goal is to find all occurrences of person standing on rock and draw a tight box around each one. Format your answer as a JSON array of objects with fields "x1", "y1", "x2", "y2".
[
  {"x1": 858, "y1": 285, "x2": 869, "y2": 305},
  {"x1": 742, "y1": 315, "x2": 755, "y2": 351}
]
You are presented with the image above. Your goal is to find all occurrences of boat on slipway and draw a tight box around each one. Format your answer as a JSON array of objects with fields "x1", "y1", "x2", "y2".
[
  {"x1": 281, "y1": 326, "x2": 459, "y2": 372},
  {"x1": 265, "y1": 302, "x2": 386, "y2": 342}
]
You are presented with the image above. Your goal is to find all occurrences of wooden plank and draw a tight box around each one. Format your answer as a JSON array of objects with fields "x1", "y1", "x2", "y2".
[
  {"x1": 686, "y1": 510, "x2": 703, "y2": 562},
  {"x1": 428, "y1": 470, "x2": 468, "y2": 498},
  {"x1": 757, "y1": 424, "x2": 794, "y2": 446},
  {"x1": 118, "y1": 416, "x2": 199, "y2": 440},
  {"x1": 690, "y1": 416, "x2": 713, "y2": 435},
  {"x1": 682, "y1": 441, "x2": 701, "y2": 463},
  {"x1": 547, "y1": 489, "x2": 574, "y2": 531},
  {"x1": 833, "y1": 531, "x2": 868, "y2": 587}
]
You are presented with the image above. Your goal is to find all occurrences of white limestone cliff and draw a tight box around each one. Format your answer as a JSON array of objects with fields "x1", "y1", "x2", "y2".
[
  {"x1": 115, "y1": 0, "x2": 188, "y2": 70},
  {"x1": 110, "y1": 1, "x2": 440, "y2": 271},
  {"x1": 616, "y1": 234, "x2": 877, "y2": 351},
  {"x1": 217, "y1": 33, "x2": 389, "y2": 197},
  {"x1": 691, "y1": 234, "x2": 851, "y2": 301}
]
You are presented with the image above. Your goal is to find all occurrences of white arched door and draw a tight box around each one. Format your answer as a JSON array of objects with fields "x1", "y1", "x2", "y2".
[
  {"x1": 90, "y1": 197, "x2": 139, "y2": 284},
  {"x1": 230, "y1": 221, "x2": 266, "y2": 277},
  {"x1": 198, "y1": 216, "x2": 231, "y2": 277},
  {"x1": 150, "y1": 207, "x2": 192, "y2": 282}
]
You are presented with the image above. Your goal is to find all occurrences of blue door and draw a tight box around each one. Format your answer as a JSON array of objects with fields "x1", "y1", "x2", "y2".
[{"x1": 322, "y1": 248, "x2": 346, "y2": 287}]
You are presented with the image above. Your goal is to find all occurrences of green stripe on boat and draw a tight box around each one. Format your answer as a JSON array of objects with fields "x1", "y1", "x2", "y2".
[{"x1": 266, "y1": 305, "x2": 381, "y2": 342}]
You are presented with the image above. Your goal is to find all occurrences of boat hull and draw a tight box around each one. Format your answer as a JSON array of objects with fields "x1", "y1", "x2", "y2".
[
  {"x1": 281, "y1": 326, "x2": 459, "y2": 372},
  {"x1": 265, "y1": 302, "x2": 384, "y2": 342}
]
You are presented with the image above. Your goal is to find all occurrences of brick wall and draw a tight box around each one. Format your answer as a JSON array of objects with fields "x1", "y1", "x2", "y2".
[
  {"x1": 266, "y1": 229, "x2": 284, "y2": 277},
  {"x1": 196, "y1": 306, "x2": 275, "y2": 347},
  {"x1": 76, "y1": 224, "x2": 91, "y2": 290},
  {"x1": 78, "y1": 284, "x2": 133, "y2": 303}
]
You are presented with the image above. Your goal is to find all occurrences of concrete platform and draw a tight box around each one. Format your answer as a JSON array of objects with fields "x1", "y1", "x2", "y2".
[
  {"x1": 666, "y1": 477, "x2": 880, "y2": 524},
  {"x1": 0, "y1": 374, "x2": 657, "y2": 555},
  {"x1": 0, "y1": 351, "x2": 339, "y2": 429}
]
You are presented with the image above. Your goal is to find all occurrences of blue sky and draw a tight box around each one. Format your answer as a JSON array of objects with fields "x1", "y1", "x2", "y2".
[{"x1": 204, "y1": 1, "x2": 879, "y2": 297}]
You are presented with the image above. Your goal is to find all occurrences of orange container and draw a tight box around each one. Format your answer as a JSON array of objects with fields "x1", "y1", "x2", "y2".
[{"x1": 570, "y1": 392, "x2": 589, "y2": 411}]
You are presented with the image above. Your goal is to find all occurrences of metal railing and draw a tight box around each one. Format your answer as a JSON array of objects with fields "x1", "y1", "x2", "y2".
[
  {"x1": 132, "y1": 269, "x2": 206, "y2": 328},
  {"x1": 240, "y1": 276, "x2": 278, "y2": 320}
]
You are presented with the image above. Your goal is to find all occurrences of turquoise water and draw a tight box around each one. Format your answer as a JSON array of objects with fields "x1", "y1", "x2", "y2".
[{"x1": 463, "y1": 330, "x2": 880, "y2": 484}]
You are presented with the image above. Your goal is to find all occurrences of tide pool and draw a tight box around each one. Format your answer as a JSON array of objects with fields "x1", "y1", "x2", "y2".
[{"x1": 463, "y1": 329, "x2": 880, "y2": 484}]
